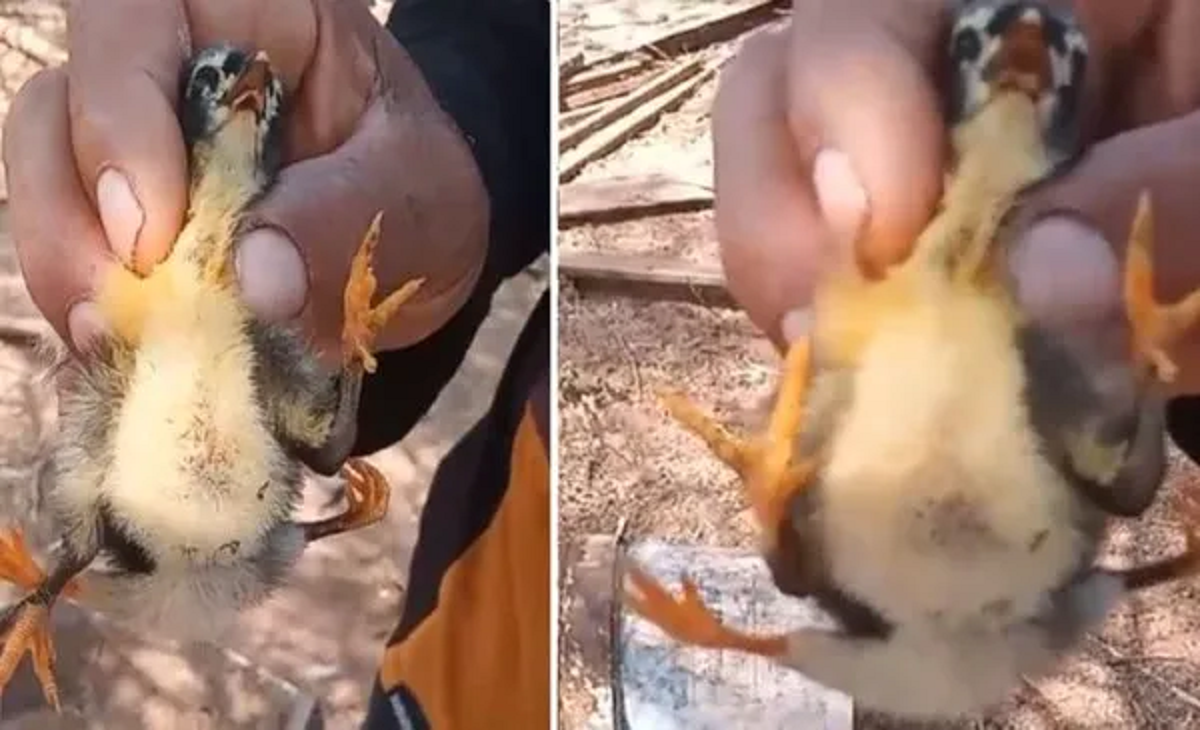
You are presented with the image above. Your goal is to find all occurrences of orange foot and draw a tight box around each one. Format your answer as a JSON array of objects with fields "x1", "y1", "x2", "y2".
[
  {"x1": 0, "y1": 529, "x2": 82, "y2": 712},
  {"x1": 623, "y1": 564, "x2": 788, "y2": 658},
  {"x1": 1124, "y1": 191, "x2": 1200, "y2": 384},
  {"x1": 657, "y1": 339, "x2": 815, "y2": 547},
  {"x1": 305, "y1": 458, "x2": 391, "y2": 542},
  {"x1": 342, "y1": 212, "x2": 426, "y2": 374}
]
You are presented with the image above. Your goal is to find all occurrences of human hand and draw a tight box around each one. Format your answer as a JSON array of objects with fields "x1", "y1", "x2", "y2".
[
  {"x1": 714, "y1": 0, "x2": 1200, "y2": 391},
  {"x1": 4, "y1": 0, "x2": 488, "y2": 363}
]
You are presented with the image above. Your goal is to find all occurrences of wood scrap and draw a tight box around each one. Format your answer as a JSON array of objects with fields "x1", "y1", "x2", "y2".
[
  {"x1": 566, "y1": 58, "x2": 651, "y2": 95},
  {"x1": 574, "y1": 0, "x2": 785, "y2": 73},
  {"x1": 0, "y1": 17, "x2": 64, "y2": 67},
  {"x1": 559, "y1": 250, "x2": 735, "y2": 309},
  {"x1": 560, "y1": 103, "x2": 604, "y2": 129},
  {"x1": 559, "y1": 58, "x2": 703, "y2": 154},
  {"x1": 559, "y1": 57, "x2": 722, "y2": 183},
  {"x1": 562, "y1": 70, "x2": 652, "y2": 111},
  {"x1": 559, "y1": 174, "x2": 713, "y2": 225},
  {"x1": 559, "y1": 51, "x2": 586, "y2": 82}
]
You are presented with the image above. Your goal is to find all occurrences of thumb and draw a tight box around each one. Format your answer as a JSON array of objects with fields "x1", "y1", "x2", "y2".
[
  {"x1": 787, "y1": 29, "x2": 945, "y2": 277},
  {"x1": 238, "y1": 98, "x2": 485, "y2": 363}
]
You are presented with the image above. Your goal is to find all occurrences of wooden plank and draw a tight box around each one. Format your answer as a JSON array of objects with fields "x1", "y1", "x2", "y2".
[
  {"x1": 559, "y1": 51, "x2": 586, "y2": 80},
  {"x1": 560, "y1": 59, "x2": 703, "y2": 154},
  {"x1": 566, "y1": 58, "x2": 652, "y2": 95},
  {"x1": 559, "y1": 59, "x2": 721, "y2": 183},
  {"x1": 563, "y1": 71, "x2": 652, "y2": 111},
  {"x1": 559, "y1": 174, "x2": 713, "y2": 225},
  {"x1": 575, "y1": 0, "x2": 786, "y2": 73},
  {"x1": 570, "y1": 538, "x2": 854, "y2": 728},
  {"x1": 559, "y1": 250, "x2": 736, "y2": 308},
  {"x1": 560, "y1": 103, "x2": 605, "y2": 128}
]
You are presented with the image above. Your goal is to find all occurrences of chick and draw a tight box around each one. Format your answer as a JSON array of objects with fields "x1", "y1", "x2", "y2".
[
  {"x1": 623, "y1": 1, "x2": 1200, "y2": 719},
  {"x1": 0, "y1": 45, "x2": 423, "y2": 710}
]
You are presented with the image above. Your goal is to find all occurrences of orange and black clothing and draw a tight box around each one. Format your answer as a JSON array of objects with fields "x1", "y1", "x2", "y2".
[{"x1": 354, "y1": 1, "x2": 549, "y2": 728}]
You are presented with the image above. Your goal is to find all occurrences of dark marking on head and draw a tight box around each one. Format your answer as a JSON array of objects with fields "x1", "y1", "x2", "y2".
[
  {"x1": 257, "y1": 481, "x2": 270, "y2": 500},
  {"x1": 946, "y1": 0, "x2": 1089, "y2": 164},
  {"x1": 178, "y1": 44, "x2": 287, "y2": 183},
  {"x1": 1028, "y1": 529, "x2": 1048, "y2": 552}
]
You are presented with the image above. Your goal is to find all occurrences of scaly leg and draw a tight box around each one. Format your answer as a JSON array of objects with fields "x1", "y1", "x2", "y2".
[
  {"x1": 658, "y1": 339, "x2": 815, "y2": 545},
  {"x1": 286, "y1": 213, "x2": 424, "y2": 477},
  {"x1": 301, "y1": 459, "x2": 390, "y2": 542},
  {"x1": 1123, "y1": 191, "x2": 1200, "y2": 384},
  {"x1": 622, "y1": 564, "x2": 788, "y2": 658},
  {"x1": 1121, "y1": 487, "x2": 1200, "y2": 591},
  {"x1": 0, "y1": 529, "x2": 86, "y2": 712},
  {"x1": 342, "y1": 212, "x2": 426, "y2": 374}
]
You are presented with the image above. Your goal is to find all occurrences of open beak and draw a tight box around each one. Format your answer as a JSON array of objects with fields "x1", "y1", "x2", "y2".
[
  {"x1": 987, "y1": 16, "x2": 1052, "y2": 98},
  {"x1": 222, "y1": 50, "x2": 272, "y2": 116}
]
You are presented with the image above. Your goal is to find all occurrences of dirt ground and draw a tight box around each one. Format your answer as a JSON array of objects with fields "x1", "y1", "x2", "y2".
[
  {"x1": 0, "y1": 3, "x2": 547, "y2": 728},
  {"x1": 557, "y1": 5, "x2": 1200, "y2": 729}
]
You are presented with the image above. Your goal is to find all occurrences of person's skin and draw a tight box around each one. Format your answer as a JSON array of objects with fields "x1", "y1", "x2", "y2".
[
  {"x1": 714, "y1": 0, "x2": 1200, "y2": 394},
  {"x1": 3, "y1": 0, "x2": 488, "y2": 365}
]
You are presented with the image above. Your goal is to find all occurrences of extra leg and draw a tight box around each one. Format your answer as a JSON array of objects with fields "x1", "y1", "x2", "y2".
[
  {"x1": 342, "y1": 212, "x2": 425, "y2": 375},
  {"x1": 287, "y1": 211, "x2": 424, "y2": 476},
  {"x1": 658, "y1": 339, "x2": 815, "y2": 545},
  {"x1": 622, "y1": 563, "x2": 788, "y2": 658},
  {"x1": 0, "y1": 529, "x2": 90, "y2": 711},
  {"x1": 1123, "y1": 191, "x2": 1200, "y2": 384},
  {"x1": 1121, "y1": 487, "x2": 1200, "y2": 591},
  {"x1": 300, "y1": 459, "x2": 391, "y2": 542}
]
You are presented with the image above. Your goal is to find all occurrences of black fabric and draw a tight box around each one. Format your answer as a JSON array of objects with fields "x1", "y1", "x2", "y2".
[
  {"x1": 1168, "y1": 396, "x2": 1200, "y2": 464},
  {"x1": 389, "y1": 289, "x2": 548, "y2": 645},
  {"x1": 351, "y1": 0, "x2": 549, "y2": 455}
]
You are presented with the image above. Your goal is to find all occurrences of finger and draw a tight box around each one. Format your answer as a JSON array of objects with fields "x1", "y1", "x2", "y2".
[
  {"x1": 1019, "y1": 112, "x2": 1200, "y2": 394},
  {"x1": 714, "y1": 27, "x2": 825, "y2": 349},
  {"x1": 241, "y1": 92, "x2": 487, "y2": 363},
  {"x1": 66, "y1": 0, "x2": 190, "y2": 274},
  {"x1": 785, "y1": 25, "x2": 945, "y2": 276},
  {"x1": 3, "y1": 68, "x2": 118, "y2": 348}
]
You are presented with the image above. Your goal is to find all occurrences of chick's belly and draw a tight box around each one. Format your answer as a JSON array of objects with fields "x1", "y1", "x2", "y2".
[
  {"x1": 106, "y1": 377, "x2": 289, "y2": 560},
  {"x1": 819, "y1": 321, "x2": 1083, "y2": 625}
]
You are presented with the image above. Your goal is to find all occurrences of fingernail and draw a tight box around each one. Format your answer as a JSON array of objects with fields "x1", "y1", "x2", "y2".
[
  {"x1": 96, "y1": 168, "x2": 144, "y2": 265},
  {"x1": 1011, "y1": 215, "x2": 1120, "y2": 329},
  {"x1": 66, "y1": 301, "x2": 109, "y2": 353},
  {"x1": 812, "y1": 148, "x2": 867, "y2": 248},
  {"x1": 780, "y1": 308, "x2": 814, "y2": 345},
  {"x1": 235, "y1": 227, "x2": 308, "y2": 321}
]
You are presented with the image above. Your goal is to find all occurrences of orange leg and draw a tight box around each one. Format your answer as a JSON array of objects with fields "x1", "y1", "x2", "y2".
[
  {"x1": 0, "y1": 528, "x2": 84, "y2": 712},
  {"x1": 658, "y1": 339, "x2": 815, "y2": 546},
  {"x1": 342, "y1": 211, "x2": 426, "y2": 374},
  {"x1": 622, "y1": 564, "x2": 788, "y2": 658},
  {"x1": 1123, "y1": 191, "x2": 1200, "y2": 384},
  {"x1": 303, "y1": 459, "x2": 391, "y2": 542}
]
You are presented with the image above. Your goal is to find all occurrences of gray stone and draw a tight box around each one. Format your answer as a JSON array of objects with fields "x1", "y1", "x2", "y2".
[{"x1": 616, "y1": 540, "x2": 854, "y2": 730}]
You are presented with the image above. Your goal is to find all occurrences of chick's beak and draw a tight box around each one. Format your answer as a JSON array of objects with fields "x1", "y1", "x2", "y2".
[
  {"x1": 988, "y1": 16, "x2": 1052, "y2": 98},
  {"x1": 223, "y1": 51, "x2": 272, "y2": 117}
]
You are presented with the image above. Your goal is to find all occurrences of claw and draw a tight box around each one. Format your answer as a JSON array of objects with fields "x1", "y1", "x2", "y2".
[
  {"x1": 658, "y1": 339, "x2": 815, "y2": 546},
  {"x1": 1123, "y1": 191, "x2": 1200, "y2": 384},
  {"x1": 0, "y1": 601, "x2": 61, "y2": 711},
  {"x1": 622, "y1": 563, "x2": 788, "y2": 658},
  {"x1": 303, "y1": 458, "x2": 391, "y2": 542},
  {"x1": 342, "y1": 211, "x2": 426, "y2": 373}
]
